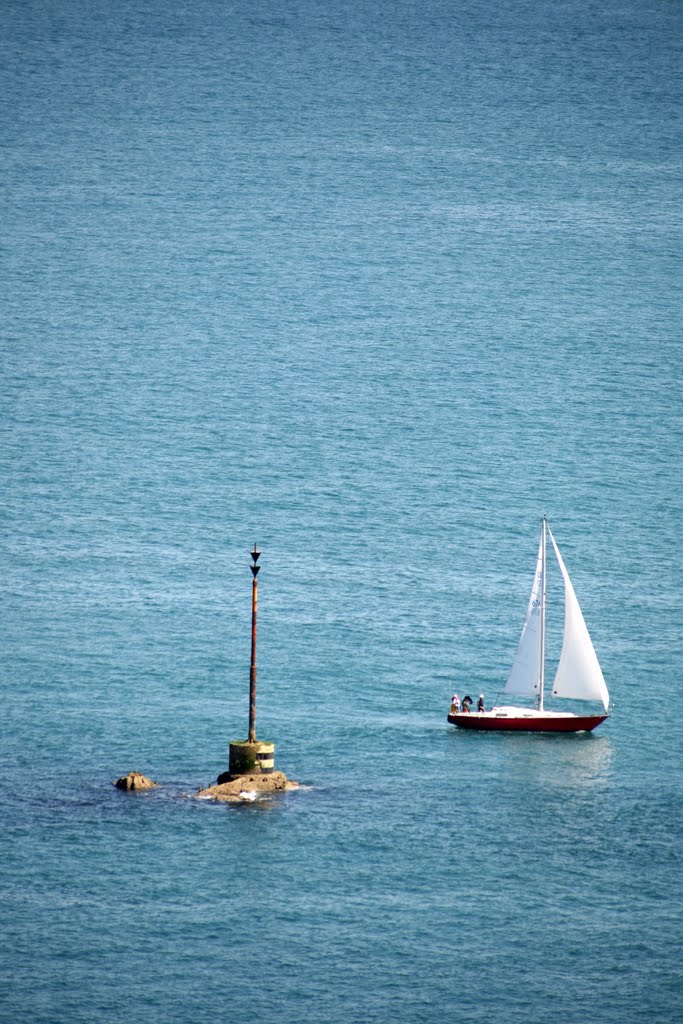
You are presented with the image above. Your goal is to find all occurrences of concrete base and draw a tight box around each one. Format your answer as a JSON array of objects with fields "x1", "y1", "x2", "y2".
[{"x1": 228, "y1": 740, "x2": 275, "y2": 777}]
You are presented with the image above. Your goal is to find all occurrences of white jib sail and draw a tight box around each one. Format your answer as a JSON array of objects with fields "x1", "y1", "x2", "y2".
[
  {"x1": 503, "y1": 533, "x2": 543, "y2": 698},
  {"x1": 548, "y1": 527, "x2": 610, "y2": 712}
]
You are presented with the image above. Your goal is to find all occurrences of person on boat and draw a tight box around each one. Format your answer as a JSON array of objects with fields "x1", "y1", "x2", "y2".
[
  {"x1": 461, "y1": 695, "x2": 473, "y2": 713},
  {"x1": 451, "y1": 693, "x2": 460, "y2": 713},
  {"x1": 477, "y1": 694, "x2": 486, "y2": 712}
]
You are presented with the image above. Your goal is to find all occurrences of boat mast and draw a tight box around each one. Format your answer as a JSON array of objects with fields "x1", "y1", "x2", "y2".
[{"x1": 538, "y1": 516, "x2": 546, "y2": 711}]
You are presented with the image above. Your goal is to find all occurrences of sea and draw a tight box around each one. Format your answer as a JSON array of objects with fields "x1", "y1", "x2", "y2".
[{"x1": 1, "y1": 1, "x2": 681, "y2": 1021}]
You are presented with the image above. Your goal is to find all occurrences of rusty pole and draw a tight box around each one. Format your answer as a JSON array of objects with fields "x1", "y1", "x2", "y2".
[{"x1": 248, "y1": 545, "x2": 260, "y2": 743}]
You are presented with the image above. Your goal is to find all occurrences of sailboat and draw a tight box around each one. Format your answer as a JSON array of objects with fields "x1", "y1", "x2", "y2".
[{"x1": 448, "y1": 518, "x2": 610, "y2": 732}]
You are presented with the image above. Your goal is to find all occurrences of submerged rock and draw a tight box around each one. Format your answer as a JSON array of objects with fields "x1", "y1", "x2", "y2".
[
  {"x1": 114, "y1": 771, "x2": 157, "y2": 791},
  {"x1": 197, "y1": 771, "x2": 299, "y2": 803}
]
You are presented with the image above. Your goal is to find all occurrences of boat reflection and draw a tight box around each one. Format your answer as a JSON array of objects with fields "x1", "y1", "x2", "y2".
[{"x1": 498, "y1": 732, "x2": 615, "y2": 788}]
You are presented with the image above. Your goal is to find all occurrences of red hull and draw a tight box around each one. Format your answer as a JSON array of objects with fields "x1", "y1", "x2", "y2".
[{"x1": 447, "y1": 712, "x2": 608, "y2": 733}]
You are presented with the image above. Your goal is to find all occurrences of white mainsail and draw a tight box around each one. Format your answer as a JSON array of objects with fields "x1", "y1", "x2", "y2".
[
  {"x1": 503, "y1": 533, "x2": 544, "y2": 699},
  {"x1": 548, "y1": 527, "x2": 610, "y2": 712}
]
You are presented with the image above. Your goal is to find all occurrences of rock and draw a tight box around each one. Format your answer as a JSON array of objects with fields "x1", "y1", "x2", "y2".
[
  {"x1": 197, "y1": 771, "x2": 299, "y2": 803},
  {"x1": 114, "y1": 771, "x2": 157, "y2": 791}
]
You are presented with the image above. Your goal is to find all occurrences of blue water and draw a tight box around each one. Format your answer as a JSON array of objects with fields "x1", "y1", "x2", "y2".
[{"x1": 1, "y1": 0, "x2": 681, "y2": 1021}]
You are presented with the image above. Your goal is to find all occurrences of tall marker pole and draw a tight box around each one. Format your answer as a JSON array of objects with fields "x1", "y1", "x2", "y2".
[
  {"x1": 227, "y1": 544, "x2": 275, "y2": 778},
  {"x1": 248, "y1": 544, "x2": 260, "y2": 743}
]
